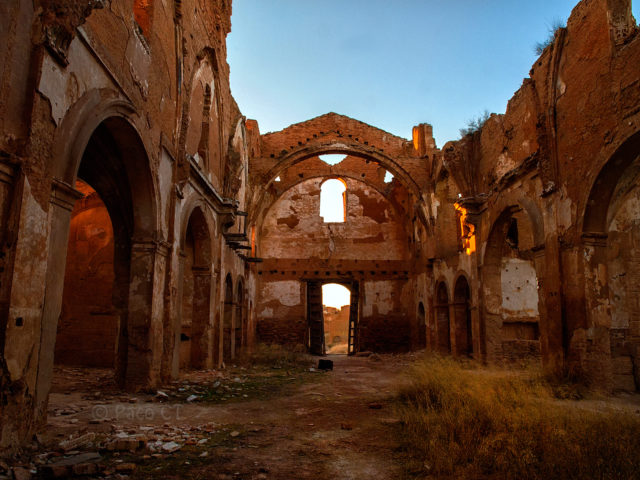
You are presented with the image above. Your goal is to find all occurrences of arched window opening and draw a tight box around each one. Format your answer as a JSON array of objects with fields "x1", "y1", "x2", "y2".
[
  {"x1": 133, "y1": 0, "x2": 154, "y2": 36},
  {"x1": 180, "y1": 207, "x2": 212, "y2": 371},
  {"x1": 322, "y1": 284, "x2": 351, "y2": 354},
  {"x1": 320, "y1": 178, "x2": 347, "y2": 223},
  {"x1": 319, "y1": 154, "x2": 347, "y2": 166}
]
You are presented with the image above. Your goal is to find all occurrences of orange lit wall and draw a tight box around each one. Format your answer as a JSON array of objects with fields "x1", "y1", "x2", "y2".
[{"x1": 55, "y1": 182, "x2": 117, "y2": 368}]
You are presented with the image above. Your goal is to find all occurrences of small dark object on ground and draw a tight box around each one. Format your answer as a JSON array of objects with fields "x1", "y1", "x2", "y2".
[{"x1": 318, "y1": 359, "x2": 333, "y2": 370}]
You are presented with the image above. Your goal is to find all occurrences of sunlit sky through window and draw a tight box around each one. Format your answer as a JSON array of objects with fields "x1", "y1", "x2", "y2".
[
  {"x1": 323, "y1": 283, "x2": 351, "y2": 309},
  {"x1": 320, "y1": 179, "x2": 346, "y2": 223}
]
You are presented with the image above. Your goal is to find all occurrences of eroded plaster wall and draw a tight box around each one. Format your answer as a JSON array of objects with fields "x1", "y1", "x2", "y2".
[{"x1": 256, "y1": 174, "x2": 414, "y2": 352}]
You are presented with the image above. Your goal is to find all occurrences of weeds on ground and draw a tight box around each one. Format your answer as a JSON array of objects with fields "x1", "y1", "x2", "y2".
[
  {"x1": 395, "y1": 355, "x2": 640, "y2": 479},
  {"x1": 237, "y1": 343, "x2": 314, "y2": 369},
  {"x1": 171, "y1": 344, "x2": 317, "y2": 404}
]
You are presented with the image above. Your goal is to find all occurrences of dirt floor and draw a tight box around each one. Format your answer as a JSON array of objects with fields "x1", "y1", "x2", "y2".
[{"x1": 20, "y1": 353, "x2": 414, "y2": 479}]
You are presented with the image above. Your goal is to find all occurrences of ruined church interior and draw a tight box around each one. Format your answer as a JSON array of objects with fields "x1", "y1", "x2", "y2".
[{"x1": 0, "y1": 0, "x2": 639, "y2": 478}]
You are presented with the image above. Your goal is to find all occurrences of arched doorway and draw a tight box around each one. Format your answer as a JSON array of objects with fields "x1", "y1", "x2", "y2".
[
  {"x1": 435, "y1": 282, "x2": 451, "y2": 353},
  {"x1": 483, "y1": 206, "x2": 542, "y2": 363},
  {"x1": 583, "y1": 131, "x2": 640, "y2": 391},
  {"x1": 454, "y1": 276, "x2": 473, "y2": 357},
  {"x1": 417, "y1": 302, "x2": 427, "y2": 350},
  {"x1": 53, "y1": 116, "x2": 157, "y2": 388},
  {"x1": 180, "y1": 207, "x2": 213, "y2": 370},
  {"x1": 223, "y1": 274, "x2": 234, "y2": 363},
  {"x1": 235, "y1": 278, "x2": 245, "y2": 355},
  {"x1": 322, "y1": 283, "x2": 351, "y2": 354}
]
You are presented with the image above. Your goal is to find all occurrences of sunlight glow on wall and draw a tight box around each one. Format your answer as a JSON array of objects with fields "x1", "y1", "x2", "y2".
[
  {"x1": 455, "y1": 203, "x2": 476, "y2": 255},
  {"x1": 320, "y1": 179, "x2": 347, "y2": 223},
  {"x1": 322, "y1": 283, "x2": 351, "y2": 309}
]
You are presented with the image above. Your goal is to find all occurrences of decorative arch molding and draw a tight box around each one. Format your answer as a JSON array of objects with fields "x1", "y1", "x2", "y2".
[
  {"x1": 254, "y1": 173, "x2": 412, "y2": 235},
  {"x1": 582, "y1": 130, "x2": 640, "y2": 235},
  {"x1": 224, "y1": 116, "x2": 248, "y2": 200},
  {"x1": 179, "y1": 48, "x2": 223, "y2": 176},
  {"x1": 262, "y1": 144, "x2": 421, "y2": 199},
  {"x1": 179, "y1": 198, "x2": 218, "y2": 256},
  {"x1": 482, "y1": 193, "x2": 546, "y2": 263},
  {"x1": 50, "y1": 89, "x2": 159, "y2": 238}
]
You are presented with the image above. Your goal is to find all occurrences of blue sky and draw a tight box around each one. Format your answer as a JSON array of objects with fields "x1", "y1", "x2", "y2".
[{"x1": 227, "y1": 1, "x2": 639, "y2": 147}]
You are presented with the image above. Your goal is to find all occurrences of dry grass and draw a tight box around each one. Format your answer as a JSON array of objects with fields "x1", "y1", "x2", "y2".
[{"x1": 395, "y1": 355, "x2": 640, "y2": 479}]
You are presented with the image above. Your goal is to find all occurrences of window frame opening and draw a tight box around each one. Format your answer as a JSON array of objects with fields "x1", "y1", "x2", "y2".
[{"x1": 319, "y1": 178, "x2": 347, "y2": 223}]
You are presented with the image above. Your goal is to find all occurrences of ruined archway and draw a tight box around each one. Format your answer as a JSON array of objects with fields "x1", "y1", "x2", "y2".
[
  {"x1": 482, "y1": 206, "x2": 543, "y2": 363},
  {"x1": 255, "y1": 173, "x2": 412, "y2": 354},
  {"x1": 179, "y1": 206, "x2": 214, "y2": 371},
  {"x1": 582, "y1": 130, "x2": 640, "y2": 391},
  {"x1": 51, "y1": 115, "x2": 159, "y2": 389}
]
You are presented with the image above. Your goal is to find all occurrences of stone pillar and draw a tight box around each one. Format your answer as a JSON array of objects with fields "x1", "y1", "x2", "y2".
[
  {"x1": 34, "y1": 180, "x2": 82, "y2": 421},
  {"x1": 125, "y1": 239, "x2": 168, "y2": 390},
  {"x1": 191, "y1": 267, "x2": 212, "y2": 368}
]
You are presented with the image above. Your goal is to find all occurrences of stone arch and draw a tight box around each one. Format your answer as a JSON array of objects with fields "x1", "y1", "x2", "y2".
[
  {"x1": 44, "y1": 108, "x2": 160, "y2": 398},
  {"x1": 453, "y1": 274, "x2": 473, "y2": 357},
  {"x1": 39, "y1": 92, "x2": 160, "y2": 396},
  {"x1": 222, "y1": 273, "x2": 234, "y2": 363},
  {"x1": 482, "y1": 205, "x2": 543, "y2": 363},
  {"x1": 182, "y1": 49, "x2": 222, "y2": 183},
  {"x1": 257, "y1": 171, "x2": 409, "y2": 229},
  {"x1": 254, "y1": 146, "x2": 422, "y2": 223},
  {"x1": 254, "y1": 173, "x2": 412, "y2": 258},
  {"x1": 257, "y1": 176, "x2": 411, "y2": 263},
  {"x1": 179, "y1": 205, "x2": 215, "y2": 371},
  {"x1": 434, "y1": 280, "x2": 451, "y2": 354},
  {"x1": 582, "y1": 130, "x2": 640, "y2": 391},
  {"x1": 50, "y1": 92, "x2": 158, "y2": 235}
]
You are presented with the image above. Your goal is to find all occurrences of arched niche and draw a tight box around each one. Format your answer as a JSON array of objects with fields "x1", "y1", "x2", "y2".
[
  {"x1": 183, "y1": 53, "x2": 221, "y2": 184},
  {"x1": 179, "y1": 205, "x2": 214, "y2": 371},
  {"x1": 45, "y1": 114, "x2": 159, "y2": 391},
  {"x1": 482, "y1": 205, "x2": 543, "y2": 364},
  {"x1": 582, "y1": 130, "x2": 640, "y2": 391}
]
